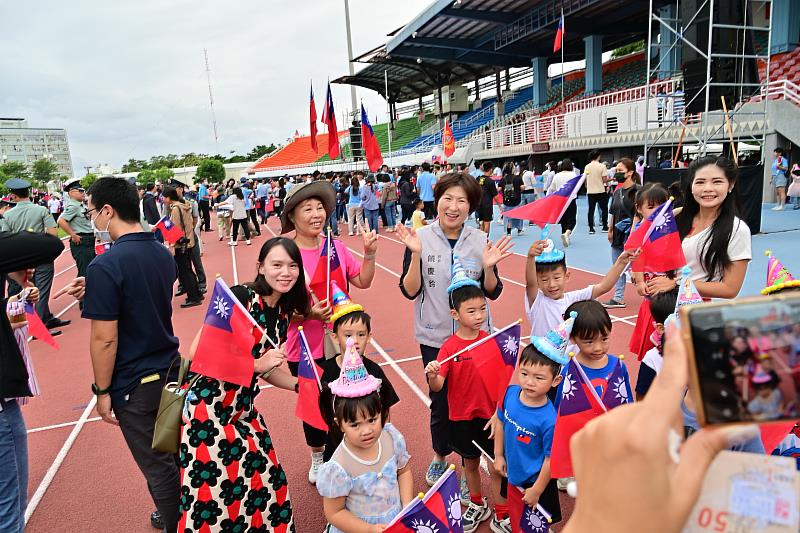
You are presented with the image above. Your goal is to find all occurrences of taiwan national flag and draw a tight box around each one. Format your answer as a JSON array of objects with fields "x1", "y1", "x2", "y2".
[
  {"x1": 155, "y1": 216, "x2": 183, "y2": 244},
  {"x1": 310, "y1": 83, "x2": 319, "y2": 153},
  {"x1": 25, "y1": 301, "x2": 58, "y2": 349},
  {"x1": 385, "y1": 467, "x2": 464, "y2": 532},
  {"x1": 94, "y1": 242, "x2": 112, "y2": 255},
  {"x1": 190, "y1": 279, "x2": 260, "y2": 387},
  {"x1": 295, "y1": 329, "x2": 327, "y2": 431},
  {"x1": 550, "y1": 358, "x2": 606, "y2": 478},
  {"x1": 308, "y1": 235, "x2": 348, "y2": 303},
  {"x1": 553, "y1": 11, "x2": 564, "y2": 53},
  {"x1": 508, "y1": 485, "x2": 551, "y2": 533},
  {"x1": 361, "y1": 104, "x2": 383, "y2": 171},
  {"x1": 624, "y1": 198, "x2": 686, "y2": 272},
  {"x1": 471, "y1": 322, "x2": 521, "y2": 404},
  {"x1": 321, "y1": 82, "x2": 340, "y2": 160},
  {"x1": 768, "y1": 423, "x2": 800, "y2": 469},
  {"x1": 600, "y1": 358, "x2": 633, "y2": 409},
  {"x1": 504, "y1": 174, "x2": 585, "y2": 228},
  {"x1": 443, "y1": 119, "x2": 455, "y2": 158}
]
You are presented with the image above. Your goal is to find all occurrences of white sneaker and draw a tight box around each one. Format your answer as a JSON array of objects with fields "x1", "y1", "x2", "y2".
[
  {"x1": 308, "y1": 451, "x2": 324, "y2": 484},
  {"x1": 490, "y1": 514, "x2": 512, "y2": 533},
  {"x1": 557, "y1": 476, "x2": 575, "y2": 492},
  {"x1": 771, "y1": 205, "x2": 783, "y2": 211},
  {"x1": 561, "y1": 231, "x2": 571, "y2": 248},
  {"x1": 228, "y1": 241, "x2": 238, "y2": 246},
  {"x1": 462, "y1": 497, "x2": 491, "y2": 532},
  {"x1": 246, "y1": 240, "x2": 251, "y2": 246}
]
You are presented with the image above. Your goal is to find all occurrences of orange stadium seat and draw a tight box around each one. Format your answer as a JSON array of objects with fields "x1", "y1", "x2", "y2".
[{"x1": 249, "y1": 131, "x2": 347, "y2": 171}]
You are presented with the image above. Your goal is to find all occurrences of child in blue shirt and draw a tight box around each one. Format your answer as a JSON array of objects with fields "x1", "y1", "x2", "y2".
[{"x1": 495, "y1": 344, "x2": 564, "y2": 526}]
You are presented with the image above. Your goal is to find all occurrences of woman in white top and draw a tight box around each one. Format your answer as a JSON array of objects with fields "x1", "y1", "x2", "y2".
[
  {"x1": 648, "y1": 156, "x2": 751, "y2": 298},
  {"x1": 218, "y1": 187, "x2": 250, "y2": 245},
  {"x1": 547, "y1": 158, "x2": 579, "y2": 247}
]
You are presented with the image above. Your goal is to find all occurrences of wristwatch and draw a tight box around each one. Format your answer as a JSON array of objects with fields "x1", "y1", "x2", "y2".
[{"x1": 91, "y1": 383, "x2": 111, "y2": 396}]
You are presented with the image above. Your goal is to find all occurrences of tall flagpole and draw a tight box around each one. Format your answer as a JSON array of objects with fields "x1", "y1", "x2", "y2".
[
  {"x1": 560, "y1": 9, "x2": 565, "y2": 111},
  {"x1": 385, "y1": 69, "x2": 392, "y2": 165}
]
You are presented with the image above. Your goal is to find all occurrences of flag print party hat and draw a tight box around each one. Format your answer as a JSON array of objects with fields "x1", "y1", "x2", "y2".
[
  {"x1": 535, "y1": 224, "x2": 565, "y2": 264},
  {"x1": 532, "y1": 311, "x2": 577, "y2": 365},
  {"x1": 761, "y1": 250, "x2": 800, "y2": 295},
  {"x1": 447, "y1": 254, "x2": 480, "y2": 293},
  {"x1": 329, "y1": 338, "x2": 381, "y2": 398},
  {"x1": 329, "y1": 280, "x2": 363, "y2": 323},
  {"x1": 751, "y1": 366, "x2": 773, "y2": 385},
  {"x1": 676, "y1": 266, "x2": 703, "y2": 309}
]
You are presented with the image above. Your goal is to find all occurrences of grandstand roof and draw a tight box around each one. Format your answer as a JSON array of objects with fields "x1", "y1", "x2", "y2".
[{"x1": 335, "y1": 0, "x2": 669, "y2": 103}]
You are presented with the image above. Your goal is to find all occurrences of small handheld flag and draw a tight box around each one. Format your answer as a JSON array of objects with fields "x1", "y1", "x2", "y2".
[
  {"x1": 24, "y1": 300, "x2": 58, "y2": 349},
  {"x1": 154, "y1": 216, "x2": 183, "y2": 244},
  {"x1": 94, "y1": 242, "x2": 112, "y2": 255},
  {"x1": 295, "y1": 326, "x2": 327, "y2": 431},
  {"x1": 385, "y1": 466, "x2": 464, "y2": 532},
  {"x1": 504, "y1": 174, "x2": 585, "y2": 228},
  {"x1": 624, "y1": 198, "x2": 686, "y2": 272},
  {"x1": 308, "y1": 235, "x2": 347, "y2": 304}
]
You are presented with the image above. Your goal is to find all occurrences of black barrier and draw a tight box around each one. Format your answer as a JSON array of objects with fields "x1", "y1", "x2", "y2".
[{"x1": 643, "y1": 164, "x2": 763, "y2": 234}]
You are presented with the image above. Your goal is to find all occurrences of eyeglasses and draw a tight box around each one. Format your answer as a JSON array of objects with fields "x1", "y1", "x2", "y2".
[{"x1": 83, "y1": 207, "x2": 98, "y2": 220}]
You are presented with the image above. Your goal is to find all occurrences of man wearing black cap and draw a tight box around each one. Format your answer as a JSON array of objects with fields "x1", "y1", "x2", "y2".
[
  {"x1": 1, "y1": 178, "x2": 70, "y2": 333},
  {"x1": 57, "y1": 176, "x2": 96, "y2": 278}
]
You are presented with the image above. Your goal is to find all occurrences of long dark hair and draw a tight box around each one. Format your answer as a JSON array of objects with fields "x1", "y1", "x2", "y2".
[
  {"x1": 246, "y1": 237, "x2": 310, "y2": 317},
  {"x1": 350, "y1": 176, "x2": 360, "y2": 195},
  {"x1": 232, "y1": 187, "x2": 244, "y2": 200},
  {"x1": 676, "y1": 156, "x2": 741, "y2": 281}
]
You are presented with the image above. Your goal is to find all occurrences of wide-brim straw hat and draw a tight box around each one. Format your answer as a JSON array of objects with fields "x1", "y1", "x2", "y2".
[{"x1": 280, "y1": 181, "x2": 336, "y2": 234}]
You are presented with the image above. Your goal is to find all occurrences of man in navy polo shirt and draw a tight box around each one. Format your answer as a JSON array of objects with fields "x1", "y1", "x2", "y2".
[{"x1": 81, "y1": 177, "x2": 180, "y2": 533}]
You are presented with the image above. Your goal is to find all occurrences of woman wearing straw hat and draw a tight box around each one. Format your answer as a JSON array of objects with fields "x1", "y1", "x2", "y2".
[{"x1": 279, "y1": 179, "x2": 378, "y2": 484}]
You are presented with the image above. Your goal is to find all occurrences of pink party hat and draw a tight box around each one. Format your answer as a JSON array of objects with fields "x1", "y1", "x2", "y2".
[
  {"x1": 751, "y1": 365, "x2": 773, "y2": 385},
  {"x1": 676, "y1": 266, "x2": 703, "y2": 310},
  {"x1": 329, "y1": 280, "x2": 364, "y2": 323},
  {"x1": 532, "y1": 311, "x2": 577, "y2": 365},
  {"x1": 329, "y1": 338, "x2": 381, "y2": 398},
  {"x1": 761, "y1": 250, "x2": 800, "y2": 295}
]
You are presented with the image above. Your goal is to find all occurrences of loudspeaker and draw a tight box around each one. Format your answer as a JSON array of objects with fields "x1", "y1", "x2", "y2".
[
  {"x1": 349, "y1": 124, "x2": 363, "y2": 160},
  {"x1": 680, "y1": 0, "x2": 759, "y2": 114}
]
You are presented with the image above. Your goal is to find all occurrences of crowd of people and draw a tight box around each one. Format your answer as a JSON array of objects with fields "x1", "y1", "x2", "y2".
[{"x1": 2, "y1": 151, "x2": 799, "y2": 533}]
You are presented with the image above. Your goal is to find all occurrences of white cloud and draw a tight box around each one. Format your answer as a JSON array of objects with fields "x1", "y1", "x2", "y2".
[{"x1": 0, "y1": 0, "x2": 431, "y2": 175}]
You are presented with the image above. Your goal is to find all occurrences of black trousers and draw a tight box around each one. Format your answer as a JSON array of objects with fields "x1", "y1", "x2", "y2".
[
  {"x1": 198, "y1": 200, "x2": 211, "y2": 231},
  {"x1": 115, "y1": 380, "x2": 180, "y2": 533},
  {"x1": 560, "y1": 200, "x2": 577, "y2": 234},
  {"x1": 174, "y1": 247, "x2": 201, "y2": 302},
  {"x1": 400, "y1": 203, "x2": 414, "y2": 224},
  {"x1": 287, "y1": 361, "x2": 328, "y2": 448},
  {"x1": 423, "y1": 201, "x2": 435, "y2": 220},
  {"x1": 71, "y1": 233, "x2": 96, "y2": 278},
  {"x1": 247, "y1": 209, "x2": 260, "y2": 234},
  {"x1": 587, "y1": 192, "x2": 609, "y2": 231},
  {"x1": 421, "y1": 344, "x2": 451, "y2": 457},
  {"x1": 189, "y1": 239, "x2": 207, "y2": 290},
  {"x1": 232, "y1": 218, "x2": 250, "y2": 241}
]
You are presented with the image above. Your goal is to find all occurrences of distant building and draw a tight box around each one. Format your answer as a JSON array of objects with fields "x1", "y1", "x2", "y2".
[{"x1": 0, "y1": 117, "x2": 74, "y2": 177}]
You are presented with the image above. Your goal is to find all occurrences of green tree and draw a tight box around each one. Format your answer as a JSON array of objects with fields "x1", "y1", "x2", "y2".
[
  {"x1": 138, "y1": 167, "x2": 174, "y2": 184},
  {"x1": 611, "y1": 39, "x2": 645, "y2": 59},
  {"x1": 122, "y1": 159, "x2": 148, "y2": 173},
  {"x1": 196, "y1": 159, "x2": 225, "y2": 183},
  {"x1": 32, "y1": 158, "x2": 59, "y2": 186},
  {"x1": 247, "y1": 144, "x2": 277, "y2": 160},
  {"x1": 81, "y1": 173, "x2": 99, "y2": 189},
  {"x1": 0, "y1": 161, "x2": 31, "y2": 182}
]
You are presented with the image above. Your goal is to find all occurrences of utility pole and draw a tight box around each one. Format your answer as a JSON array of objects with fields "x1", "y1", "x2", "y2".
[
  {"x1": 204, "y1": 48, "x2": 220, "y2": 154},
  {"x1": 83, "y1": 165, "x2": 91, "y2": 176},
  {"x1": 343, "y1": 0, "x2": 358, "y2": 122}
]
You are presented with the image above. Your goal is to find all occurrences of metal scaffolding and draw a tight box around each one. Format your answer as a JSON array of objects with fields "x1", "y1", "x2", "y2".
[{"x1": 643, "y1": 0, "x2": 773, "y2": 164}]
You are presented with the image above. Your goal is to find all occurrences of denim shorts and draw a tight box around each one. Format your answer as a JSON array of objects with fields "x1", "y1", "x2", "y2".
[{"x1": 774, "y1": 175, "x2": 788, "y2": 188}]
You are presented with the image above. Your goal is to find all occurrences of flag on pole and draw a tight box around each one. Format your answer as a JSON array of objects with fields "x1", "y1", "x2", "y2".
[
  {"x1": 600, "y1": 358, "x2": 633, "y2": 409},
  {"x1": 508, "y1": 484, "x2": 552, "y2": 533},
  {"x1": 470, "y1": 322, "x2": 521, "y2": 404},
  {"x1": 321, "y1": 82, "x2": 340, "y2": 160},
  {"x1": 94, "y1": 242, "x2": 112, "y2": 255},
  {"x1": 504, "y1": 174, "x2": 585, "y2": 228},
  {"x1": 550, "y1": 358, "x2": 607, "y2": 478},
  {"x1": 443, "y1": 119, "x2": 455, "y2": 158},
  {"x1": 295, "y1": 327, "x2": 327, "y2": 431},
  {"x1": 361, "y1": 104, "x2": 384, "y2": 171},
  {"x1": 385, "y1": 467, "x2": 464, "y2": 532},
  {"x1": 25, "y1": 301, "x2": 58, "y2": 348},
  {"x1": 624, "y1": 198, "x2": 686, "y2": 272},
  {"x1": 553, "y1": 11, "x2": 565, "y2": 53},
  {"x1": 154, "y1": 216, "x2": 183, "y2": 244},
  {"x1": 308, "y1": 235, "x2": 347, "y2": 303},
  {"x1": 191, "y1": 279, "x2": 261, "y2": 387},
  {"x1": 310, "y1": 83, "x2": 318, "y2": 153}
]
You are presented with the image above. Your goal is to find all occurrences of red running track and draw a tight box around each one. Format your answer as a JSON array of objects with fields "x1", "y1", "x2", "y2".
[{"x1": 23, "y1": 219, "x2": 643, "y2": 532}]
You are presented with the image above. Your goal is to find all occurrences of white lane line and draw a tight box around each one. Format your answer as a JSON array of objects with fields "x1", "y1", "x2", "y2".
[
  {"x1": 230, "y1": 242, "x2": 239, "y2": 285},
  {"x1": 55, "y1": 264, "x2": 76, "y2": 277},
  {"x1": 27, "y1": 417, "x2": 102, "y2": 434},
  {"x1": 370, "y1": 338, "x2": 430, "y2": 407},
  {"x1": 25, "y1": 396, "x2": 97, "y2": 524}
]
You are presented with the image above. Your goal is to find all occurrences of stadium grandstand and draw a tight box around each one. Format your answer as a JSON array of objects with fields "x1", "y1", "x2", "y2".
[{"x1": 247, "y1": 0, "x2": 799, "y2": 198}]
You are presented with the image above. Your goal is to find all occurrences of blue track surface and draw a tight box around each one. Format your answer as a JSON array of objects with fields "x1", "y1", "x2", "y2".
[{"x1": 481, "y1": 196, "x2": 800, "y2": 298}]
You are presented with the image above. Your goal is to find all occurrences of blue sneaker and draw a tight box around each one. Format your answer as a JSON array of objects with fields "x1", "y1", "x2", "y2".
[
  {"x1": 425, "y1": 460, "x2": 446, "y2": 487},
  {"x1": 460, "y1": 475, "x2": 470, "y2": 505}
]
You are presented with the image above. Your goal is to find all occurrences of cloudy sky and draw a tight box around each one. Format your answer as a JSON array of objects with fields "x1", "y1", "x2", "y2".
[{"x1": 0, "y1": 0, "x2": 431, "y2": 175}]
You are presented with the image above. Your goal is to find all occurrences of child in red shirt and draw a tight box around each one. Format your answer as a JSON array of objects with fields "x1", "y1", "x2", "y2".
[{"x1": 425, "y1": 282, "x2": 506, "y2": 533}]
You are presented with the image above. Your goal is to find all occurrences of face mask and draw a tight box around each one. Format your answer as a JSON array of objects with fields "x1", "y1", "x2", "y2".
[
  {"x1": 614, "y1": 172, "x2": 625, "y2": 181},
  {"x1": 91, "y1": 210, "x2": 112, "y2": 243}
]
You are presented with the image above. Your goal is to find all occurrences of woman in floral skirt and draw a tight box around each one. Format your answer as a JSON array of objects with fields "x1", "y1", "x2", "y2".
[{"x1": 179, "y1": 237, "x2": 310, "y2": 532}]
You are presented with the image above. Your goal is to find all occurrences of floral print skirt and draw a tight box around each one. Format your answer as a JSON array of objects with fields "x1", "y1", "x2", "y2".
[{"x1": 178, "y1": 376, "x2": 294, "y2": 532}]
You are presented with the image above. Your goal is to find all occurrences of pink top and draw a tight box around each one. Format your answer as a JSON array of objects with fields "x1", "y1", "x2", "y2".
[{"x1": 285, "y1": 239, "x2": 362, "y2": 362}]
